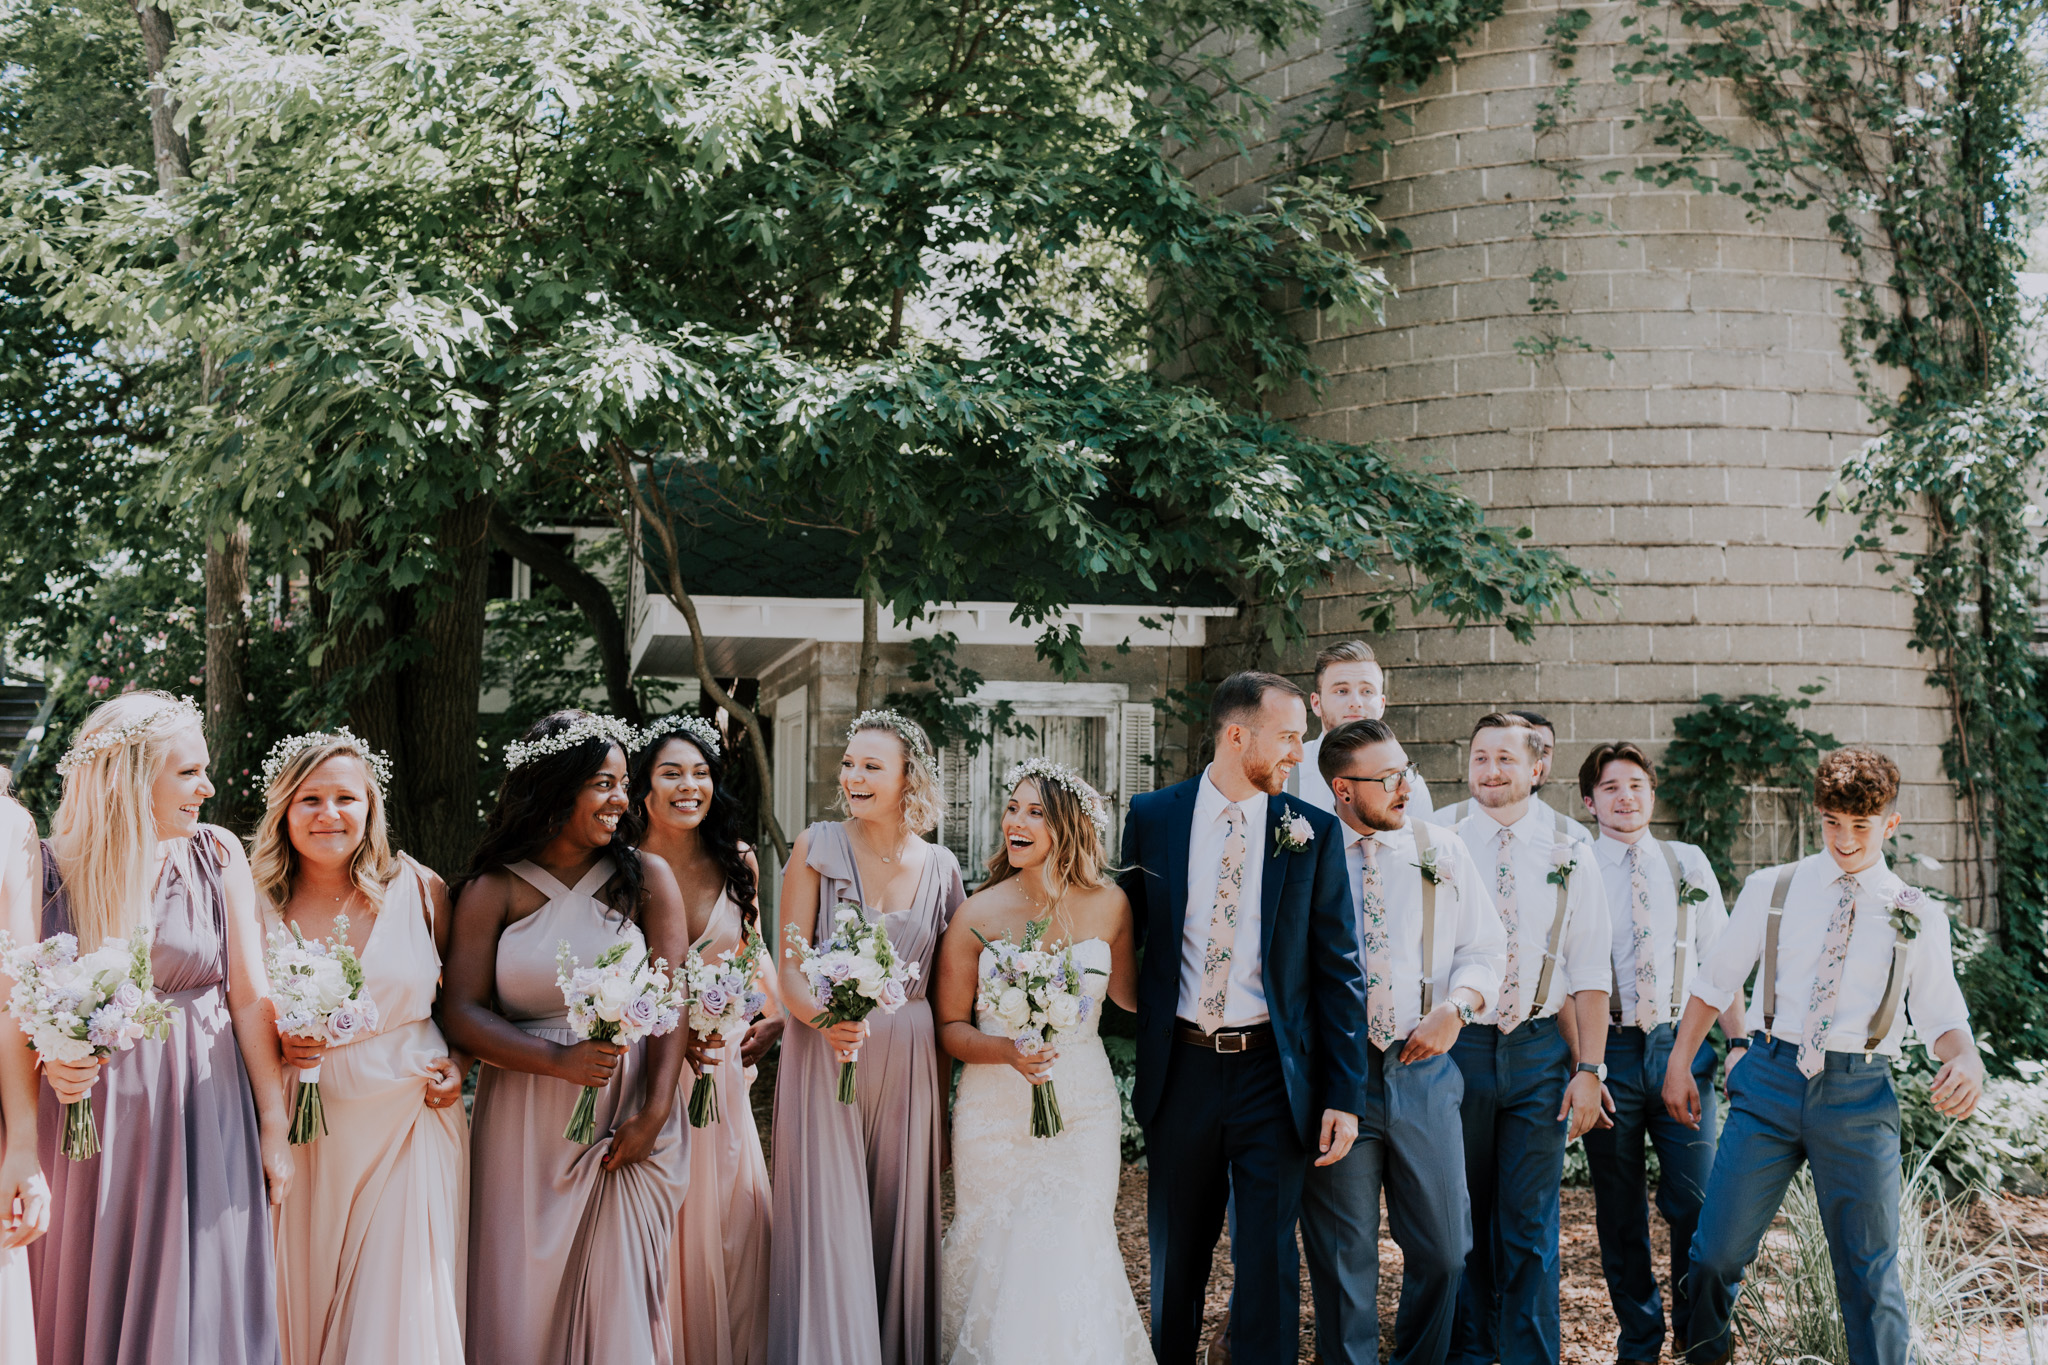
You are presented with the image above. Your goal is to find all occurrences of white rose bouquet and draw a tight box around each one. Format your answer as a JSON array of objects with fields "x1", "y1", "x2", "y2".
[
  {"x1": 785, "y1": 900, "x2": 917, "y2": 1105},
  {"x1": 0, "y1": 930, "x2": 180, "y2": 1159},
  {"x1": 266, "y1": 918, "x2": 381, "y2": 1144},
  {"x1": 974, "y1": 919, "x2": 1108, "y2": 1139},
  {"x1": 680, "y1": 923, "x2": 770, "y2": 1128},
  {"x1": 554, "y1": 939, "x2": 684, "y2": 1144}
]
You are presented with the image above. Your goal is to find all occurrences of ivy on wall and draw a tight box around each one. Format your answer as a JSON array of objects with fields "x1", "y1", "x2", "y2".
[{"x1": 1658, "y1": 688, "x2": 1840, "y2": 891}]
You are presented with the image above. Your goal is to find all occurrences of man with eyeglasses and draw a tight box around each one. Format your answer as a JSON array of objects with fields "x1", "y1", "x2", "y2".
[{"x1": 1299, "y1": 717, "x2": 1504, "y2": 1365}]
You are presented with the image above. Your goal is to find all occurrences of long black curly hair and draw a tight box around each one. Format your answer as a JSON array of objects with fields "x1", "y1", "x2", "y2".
[
  {"x1": 459, "y1": 710, "x2": 645, "y2": 924},
  {"x1": 628, "y1": 725, "x2": 759, "y2": 928}
]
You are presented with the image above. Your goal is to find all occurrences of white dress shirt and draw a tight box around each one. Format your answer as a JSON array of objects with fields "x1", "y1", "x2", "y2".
[
  {"x1": 1343, "y1": 819, "x2": 1504, "y2": 1039},
  {"x1": 1293, "y1": 737, "x2": 1435, "y2": 821},
  {"x1": 1454, "y1": 803, "x2": 1613, "y2": 1024},
  {"x1": 1690, "y1": 854, "x2": 1971, "y2": 1058},
  {"x1": 1426, "y1": 793, "x2": 1592, "y2": 845},
  {"x1": 1175, "y1": 771, "x2": 1270, "y2": 1027},
  {"x1": 1593, "y1": 833, "x2": 1729, "y2": 1026}
]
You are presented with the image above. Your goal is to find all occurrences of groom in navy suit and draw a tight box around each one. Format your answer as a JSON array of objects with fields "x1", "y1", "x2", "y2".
[{"x1": 1120, "y1": 671, "x2": 1372, "y2": 1365}]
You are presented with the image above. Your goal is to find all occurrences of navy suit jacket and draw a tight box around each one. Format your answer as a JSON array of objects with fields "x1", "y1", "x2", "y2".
[{"x1": 1117, "y1": 776, "x2": 1371, "y2": 1149}]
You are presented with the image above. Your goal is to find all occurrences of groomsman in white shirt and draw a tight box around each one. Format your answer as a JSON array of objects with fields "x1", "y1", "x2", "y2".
[
  {"x1": 1299, "y1": 718, "x2": 1504, "y2": 1365},
  {"x1": 1446, "y1": 713, "x2": 1611, "y2": 1365},
  {"x1": 1576, "y1": 742, "x2": 1745, "y2": 1365},
  {"x1": 1665, "y1": 748, "x2": 1985, "y2": 1365},
  {"x1": 1290, "y1": 641, "x2": 1436, "y2": 820},
  {"x1": 1427, "y1": 708, "x2": 1590, "y2": 847}
]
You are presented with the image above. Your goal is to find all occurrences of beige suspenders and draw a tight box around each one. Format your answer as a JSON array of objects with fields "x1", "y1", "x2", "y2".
[
  {"x1": 1863, "y1": 918, "x2": 1911, "y2": 1057},
  {"x1": 1530, "y1": 865, "x2": 1574, "y2": 1014},
  {"x1": 1416, "y1": 821, "x2": 1441, "y2": 1013},
  {"x1": 1758, "y1": 861, "x2": 1910, "y2": 1054}
]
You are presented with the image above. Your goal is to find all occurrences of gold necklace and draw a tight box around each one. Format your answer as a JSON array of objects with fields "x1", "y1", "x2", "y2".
[{"x1": 855, "y1": 820, "x2": 905, "y2": 866}]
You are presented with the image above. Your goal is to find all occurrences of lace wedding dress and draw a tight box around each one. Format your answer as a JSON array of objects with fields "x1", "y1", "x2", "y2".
[{"x1": 940, "y1": 938, "x2": 1155, "y2": 1365}]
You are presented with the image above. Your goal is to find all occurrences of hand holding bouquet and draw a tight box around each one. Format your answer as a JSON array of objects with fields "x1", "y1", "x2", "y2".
[
  {"x1": 785, "y1": 900, "x2": 918, "y2": 1104},
  {"x1": 555, "y1": 940, "x2": 684, "y2": 1144},
  {"x1": 975, "y1": 921, "x2": 1107, "y2": 1138},
  {"x1": 681, "y1": 924, "x2": 770, "y2": 1127},
  {"x1": 1, "y1": 930, "x2": 180, "y2": 1159},
  {"x1": 266, "y1": 918, "x2": 380, "y2": 1144}
]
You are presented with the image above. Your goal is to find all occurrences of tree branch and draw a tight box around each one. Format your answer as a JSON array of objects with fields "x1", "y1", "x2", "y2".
[{"x1": 485, "y1": 505, "x2": 644, "y2": 725}]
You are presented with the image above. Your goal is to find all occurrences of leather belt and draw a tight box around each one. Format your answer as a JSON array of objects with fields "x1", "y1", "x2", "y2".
[{"x1": 1174, "y1": 1020, "x2": 1274, "y2": 1053}]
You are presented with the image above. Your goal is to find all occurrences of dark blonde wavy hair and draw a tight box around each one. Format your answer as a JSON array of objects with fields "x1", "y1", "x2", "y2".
[
  {"x1": 248, "y1": 737, "x2": 402, "y2": 914},
  {"x1": 980, "y1": 771, "x2": 1111, "y2": 907}
]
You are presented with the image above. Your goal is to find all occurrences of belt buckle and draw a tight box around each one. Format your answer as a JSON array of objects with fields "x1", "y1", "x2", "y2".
[{"x1": 1214, "y1": 1031, "x2": 1246, "y2": 1054}]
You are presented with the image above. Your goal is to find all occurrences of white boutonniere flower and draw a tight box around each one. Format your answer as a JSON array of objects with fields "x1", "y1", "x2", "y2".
[
  {"x1": 1546, "y1": 845, "x2": 1578, "y2": 888},
  {"x1": 1675, "y1": 873, "x2": 1710, "y2": 906},
  {"x1": 1274, "y1": 811, "x2": 1314, "y2": 854},
  {"x1": 1888, "y1": 885, "x2": 1925, "y2": 941},
  {"x1": 1415, "y1": 846, "x2": 1455, "y2": 889}
]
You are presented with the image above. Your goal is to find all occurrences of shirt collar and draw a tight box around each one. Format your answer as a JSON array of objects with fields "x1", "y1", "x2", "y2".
[
  {"x1": 1341, "y1": 818, "x2": 1411, "y2": 855},
  {"x1": 1595, "y1": 832, "x2": 1652, "y2": 867},
  {"x1": 1470, "y1": 801, "x2": 1549, "y2": 841},
  {"x1": 1822, "y1": 852, "x2": 1895, "y2": 890},
  {"x1": 1196, "y1": 769, "x2": 1267, "y2": 827}
]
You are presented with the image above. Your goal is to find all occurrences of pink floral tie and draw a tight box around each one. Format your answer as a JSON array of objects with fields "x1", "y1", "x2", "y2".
[
  {"x1": 1358, "y1": 835, "x2": 1396, "y2": 1050},
  {"x1": 1494, "y1": 827, "x2": 1524, "y2": 1032},
  {"x1": 1627, "y1": 844, "x2": 1659, "y2": 1031},
  {"x1": 1801, "y1": 874, "x2": 1859, "y2": 1077},
  {"x1": 1197, "y1": 804, "x2": 1247, "y2": 1032}
]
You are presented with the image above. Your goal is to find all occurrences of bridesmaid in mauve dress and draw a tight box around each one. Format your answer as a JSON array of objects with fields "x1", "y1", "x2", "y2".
[
  {"x1": 770, "y1": 710, "x2": 966, "y2": 1365},
  {"x1": 29, "y1": 691, "x2": 292, "y2": 1365},
  {"x1": 446, "y1": 711, "x2": 692, "y2": 1365},
  {"x1": 631, "y1": 717, "x2": 779, "y2": 1365},
  {"x1": 0, "y1": 790, "x2": 49, "y2": 1365},
  {"x1": 254, "y1": 732, "x2": 469, "y2": 1365}
]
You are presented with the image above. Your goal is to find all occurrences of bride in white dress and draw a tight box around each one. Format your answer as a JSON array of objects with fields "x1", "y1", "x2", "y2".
[{"x1": 933, "y1": 760, "x2": 1153, "y2": 1365}]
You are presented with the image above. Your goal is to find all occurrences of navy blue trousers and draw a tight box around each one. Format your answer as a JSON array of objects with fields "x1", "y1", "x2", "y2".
[{"x1": 1582, "y1": 1023, "x2": 1719, "y2": 1361}]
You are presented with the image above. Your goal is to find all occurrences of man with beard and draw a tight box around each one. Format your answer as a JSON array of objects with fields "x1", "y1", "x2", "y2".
[
  {"x1": 1299, "y1": 718, "x2": 1503, "y2": 1365},
  {"x1": 1426, "y1": 709, "x2": 1590, "y2": 846},
  {"x1": 1446, "y1": 713, "x2": 1611, "y2": 1365}
]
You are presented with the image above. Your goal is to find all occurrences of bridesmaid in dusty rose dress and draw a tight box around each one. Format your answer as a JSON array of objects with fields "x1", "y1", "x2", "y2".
[
  {"x1": 28, "y1": 691, "x2": 292, "y2": 1365},
  {"x1": 631, "y1": 715, "x2": 779, "y2": 1365},
  {"x1": 253, "y1": 731, "x2": 469, "y2": 1365},
  {"x1": 770, "y1": 710, "x2": 966, "y2": 1365},
  {"x1": 446, "y1": 711, "x2": 691, "y2": 1365},
  {"x1": 0, "y1": 789, "x2": 49, "y2": 1365}
]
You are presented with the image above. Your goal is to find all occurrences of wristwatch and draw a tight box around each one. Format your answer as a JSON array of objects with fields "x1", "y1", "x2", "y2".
[
  {"x1": 1454, "y1": 999, "x2": 1478, "y2": 1026},
  {"x1": 1576, "y1": 1061, "x2": 1609, "y2": 1082},
  {"x1": 1725, "y1": 1037, "x2": 1751, "y2": 1053}
]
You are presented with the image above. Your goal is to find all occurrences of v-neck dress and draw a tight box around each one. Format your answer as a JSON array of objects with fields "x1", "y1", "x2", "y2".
[
  {"x1": 465, "y1": 859, "x2": 689, "y2": 1365},
  {"x1": 767, "y1": 822, "x2": 965, "y2": 1365},
  {"x1": 270, "y1": 861, "x2": 468, "y2": 1365}
]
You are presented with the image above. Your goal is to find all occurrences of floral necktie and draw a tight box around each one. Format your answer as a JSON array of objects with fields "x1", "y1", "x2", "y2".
[
  {"x1": 1495, "y1": 827, "x2": 1524, "y2": 1032},
  {"x1": 1197, "y1": 804, "x2": 1247, "y2": 1032},
  {"x1": 1359, "y1": 835, "x2": 1396, "y2": 1050},
  {"x1": 1628, "y1": 844, "x2": 1659, "y2": 1031},
  {"x1": 1801, "y1": 873, "x2": 1858, "y2": 1077}
]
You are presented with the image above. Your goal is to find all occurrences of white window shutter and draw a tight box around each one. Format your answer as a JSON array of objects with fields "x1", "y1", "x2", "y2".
[
  {"x1": 1119, "y1": 703, "x2": 1156, "y2": 799},
  {"x1": 940, "y1": 737, "x2": 974, "y2": 868}
]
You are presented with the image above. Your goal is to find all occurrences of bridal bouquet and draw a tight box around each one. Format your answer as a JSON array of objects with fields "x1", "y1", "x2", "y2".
[
  {"x1": 266, "y1": 918, "x2": 380, "y2": 1144},
  {"x1": 975, "y1": 921, "x2": 1106, "y2": 1139},
  {"x1": 554, "y1": 940, "x2": 684, "y2": 1144},
  {"x1": 785, "y1": 900, "x2": 917, "y2": 1104},
  {"x1": 0, "y1": 930, "x2": 180, "y2": 1159},
  {"x1": 680, "y1": 924, "x2": 769, "y2": 1127}
]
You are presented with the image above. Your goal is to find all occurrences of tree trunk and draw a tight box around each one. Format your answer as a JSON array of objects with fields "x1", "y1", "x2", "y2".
[
  {"x1": 856, "y1": 586, "x2": 880, "y2": 714},
  {"x1": 203, "y1": 524, "x2": 255, "y2": 829},
  {"x1": 307, "y1": 517, "x2": 402, "y2": 777},
  {"x1": 486, "y1": 507, "x2": 643, "y2": 724},
  {"x1": 396, "y1": 491, "x2": 494, "y2": 877}
]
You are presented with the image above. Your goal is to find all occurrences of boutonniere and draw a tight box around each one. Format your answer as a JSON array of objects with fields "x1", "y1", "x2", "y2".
[
  {"x1": 1888, "y1": 885, "x2": 1925, "y2": 941},
  {"x1": 1546, "y1": 845, "x2": 1578, "y2": 888},
  {"x1": 1415, "y1": 846, "x2": 1455, "y2": 890},
  {"x1": 1274, "y1": 811, "x2": 1314, "y2": 854},
  {"x1": 1675, "y1": 874, "x2": 1710, "y2": 906}
]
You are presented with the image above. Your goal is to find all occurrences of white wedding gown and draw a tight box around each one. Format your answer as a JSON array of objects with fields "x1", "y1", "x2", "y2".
[{"x1": 941, "y1": 938, "x2": 1155, "y2": 1365}]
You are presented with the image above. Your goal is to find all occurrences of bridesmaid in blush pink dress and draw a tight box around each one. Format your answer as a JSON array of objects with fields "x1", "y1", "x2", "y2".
[
  {"x1": 445, "y1": 711, "x2": 691, "y2": 1365},
  {"x1": 253, "y1": 732, "x2": 468, "y2": 1365},
  {"x1": 0, "y1": 789, "x2": 49, "y2": 1365},
  {"x1": 631, "y1": 716, "x2": 777, "y2": 1365}
]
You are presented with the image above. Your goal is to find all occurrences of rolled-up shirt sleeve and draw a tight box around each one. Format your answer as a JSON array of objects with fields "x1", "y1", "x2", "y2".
[
  {"x1": 1904, "y1": 908, "x2": 1971, "y2": 1044},
  {"x1": 1446, "y1": 838, "x2": 1504, "y2": 1013},
  {"x1": 1562, "y1": 855, "x2": 1614, "y2": 996},
  {"x1": 1691, "y1": 865, "x2": 1771, "y2": 1013}
]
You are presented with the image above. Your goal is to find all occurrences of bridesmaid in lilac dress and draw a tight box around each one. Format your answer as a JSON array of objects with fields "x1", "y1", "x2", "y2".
[
  {"x1": 445, "y1": 711, "x2": 691, "y2": 1365},
  {"x1": 28, "y1": 691, "x2": 293, "y2": 1365},
  {"x1": 770, "y1": 710, "x2": 966, "y2": 1365},
  {"x1": 0, "y1": 789, "x2": 50, "y2": 1365}
]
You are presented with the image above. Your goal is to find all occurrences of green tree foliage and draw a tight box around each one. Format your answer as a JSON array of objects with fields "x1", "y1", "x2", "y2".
[{"x1": 1658, "y1": 687, "x2": 1840, "y2": 891}]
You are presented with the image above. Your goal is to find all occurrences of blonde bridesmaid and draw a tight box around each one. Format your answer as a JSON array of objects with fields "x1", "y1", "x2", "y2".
[
  {"x1": 0, "y1": 784, "x2": 50, "y2": 1364},
  {"x1": 254, "y1": 729, "x2": 468, "y2": 1365},
  {"x1": 632, "y1": 715, "x2": 778, "y2": 1365}
]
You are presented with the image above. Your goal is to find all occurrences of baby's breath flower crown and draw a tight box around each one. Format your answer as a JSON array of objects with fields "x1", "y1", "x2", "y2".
[
  {"x1": 640, "y1": 713, "x2": 722, "y2": 761},
  {"x1": 504, "y1": 715, "x2": 639, "y2": 772},
  {"x1": 847, "y1": 709, "x2": 939, "y2": 782},
  {"x1": 56, "y1": 694, "x2": 202, "y2": 778},
  {"x1": 1002, "y1": 757, "x2": 1111, "y2": 844},
  {"x1": 259, "y1": 727, "x2": 394, "y2": 796}
]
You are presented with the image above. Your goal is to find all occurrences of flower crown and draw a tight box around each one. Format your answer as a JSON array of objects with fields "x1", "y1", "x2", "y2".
[
  {"x1": 640, "y1": 713, "x2": 721, "y2": 760},
  {"x1": 1002, "y1": 757, "x2": 1111, "y2": 844},
  {"x1": 847, "y1": 709, "x2": 938, "y2": 781},
  {"x1": 259, "y1": 728, "x2": 394, "y2": 796},
  {"x1": 56, "y1": 695, "x2": 202, "y2": 778},
  {"x1": 504, "y1": 715, "x2": 639, "y2": 771}
]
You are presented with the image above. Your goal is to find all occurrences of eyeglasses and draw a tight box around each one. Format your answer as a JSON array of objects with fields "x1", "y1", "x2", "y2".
[{"x1": 1334, "y1": 765, "x2": 1416, "y2": 794}]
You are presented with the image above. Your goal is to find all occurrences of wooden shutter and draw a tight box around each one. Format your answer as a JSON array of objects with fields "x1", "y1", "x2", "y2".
[{"x1": 941, "y1": 737, "x2": 974, "y2": 869}]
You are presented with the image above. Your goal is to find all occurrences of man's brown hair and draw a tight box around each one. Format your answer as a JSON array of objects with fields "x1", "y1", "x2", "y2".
[
  {"x1": 1470, "y1": 711, "x2": 1542, "y2": 763},
  {"x1": 1578, "y1": 741, "x2": 1656, "y2": 801},
  {"x1": 1813, "y1": 747, "x2": 1900, "y2": 816},
  {"x1": 1311, "y1": 640, "x2": 1379, "y2": 692},
  {"x1": 1211, "y1": 671, "x2": 1307, "y2": 738}
]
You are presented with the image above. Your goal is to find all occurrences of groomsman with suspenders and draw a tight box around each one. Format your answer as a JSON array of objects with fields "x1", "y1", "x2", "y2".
[
  {"x1": 1428, "y1": 709, "x2": 1591, "y2": 848},
  {"x1": 1664, "y1": 748, "x2": 1985, "y2": 1365},
  {"x1": 1298, "y1": 718, "x2": 1504, "y2": 1365},
  {"x1": 1446, "y1": 714, "x2": 1611, "y2": 1365},
  {"x1": 1289, "y1": 641, "x2": 1436, "y2": 821},
  {"x1": 1576, "y1": 742, "x2": 1746, "y2": 1365}
]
